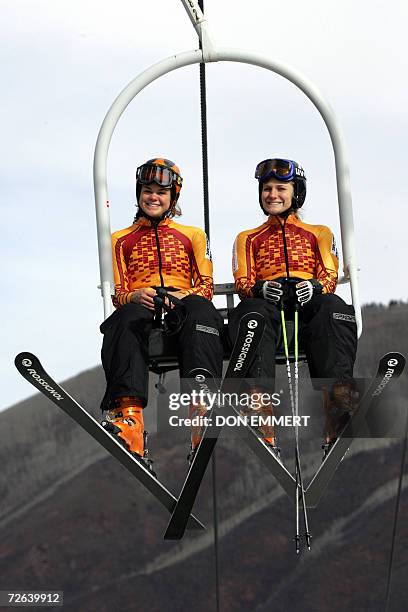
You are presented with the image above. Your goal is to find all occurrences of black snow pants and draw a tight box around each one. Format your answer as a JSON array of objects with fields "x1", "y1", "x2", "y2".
[
  {"x1": 100, "y1": 295, "x2": 224, "y2": 410},
  {"x1": 228, "y1": 293, "x2": 357, "y2": 390}
]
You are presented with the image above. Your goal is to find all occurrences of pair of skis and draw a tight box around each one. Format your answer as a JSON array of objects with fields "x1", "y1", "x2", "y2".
[
  {"x1": 164, "y1": 347, "x2": 406, "y2": 539},
  {"x1": 14, "y1": 352, "x2": 205, "y2": 531},
  {"x1": 15, "y1": 311, "x2": 293, "y2": 536},
  {"x1": 15, "y1": 339, "x2": 406, "y2": 539}
]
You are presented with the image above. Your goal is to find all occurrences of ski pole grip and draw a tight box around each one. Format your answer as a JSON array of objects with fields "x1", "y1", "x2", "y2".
[{"x1": 156, "y1": 287, "x2": 168, "y2": 299}]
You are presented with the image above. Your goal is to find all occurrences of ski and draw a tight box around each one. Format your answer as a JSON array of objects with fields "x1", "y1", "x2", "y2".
[
  {"x1": 164, "y1": 312, "x2": 297, "y2": 540},
  {"x1": 163, "y1": 367, "x2": 222, "y2": 540},
  {"x1": 14, "y1": 352, "x2": 205, "y2": 531},
  {"x1": 305, "y1": 352, "x2": 406, "y2": 508},
  {"x1": 164, "y1": 312, "x2": 265, "y2": 539}
]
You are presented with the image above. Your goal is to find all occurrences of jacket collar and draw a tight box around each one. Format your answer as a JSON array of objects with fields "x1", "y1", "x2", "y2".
[
  {"x1": 266, "y1": 213, "x2": 299, "y2": 227},
  {"x1": 135, "y1": 216, "x2": 172, "y2": 229}
]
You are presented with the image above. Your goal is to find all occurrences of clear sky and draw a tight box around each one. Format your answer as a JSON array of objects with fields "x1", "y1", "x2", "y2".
[{"x1": 2, "y1": 0, "x2": 407, "y2": 410}]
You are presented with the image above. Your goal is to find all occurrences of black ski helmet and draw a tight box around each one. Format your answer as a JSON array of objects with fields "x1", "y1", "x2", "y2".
[{"x1": 255, "y1": 158, "x2": 307, "y2": 214}]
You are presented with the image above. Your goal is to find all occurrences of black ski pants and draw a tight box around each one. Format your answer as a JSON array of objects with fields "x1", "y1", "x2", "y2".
[
  {"x1": 100, "y1": 295, "x2": 224, "y2": 411},
  {"x1": 228, "y1": 293, "x2": 357, "y2": 390}
]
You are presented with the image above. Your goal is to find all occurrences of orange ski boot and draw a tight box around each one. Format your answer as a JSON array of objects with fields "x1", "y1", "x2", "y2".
[
  {"x1": 101, "y1": 397, "x2": 155, "y2": 475},
  {"x1": 245, "y1": 391, "x2": 280, "y2": 459},
  {"x1": 187, "y1": 402, "x2": 209, "y2": 465},
  {"x1": 255, "y1": 406, "x2": 280, "y2": 459}
]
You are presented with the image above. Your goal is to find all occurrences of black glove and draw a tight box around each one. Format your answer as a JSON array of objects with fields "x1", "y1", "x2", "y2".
[
  {"x1": 154, "y1": 288, "x2": 187, "y2": 335},
  {"x1": 154, "y1": 286, "x2": 185, "y2": 309}
]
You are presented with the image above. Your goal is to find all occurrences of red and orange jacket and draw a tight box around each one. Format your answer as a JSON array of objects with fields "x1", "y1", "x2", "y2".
[
  {"x1": 112, "y1": 217, "x2": 213, "y2": 308},
  {"x1": 232, "y1": 214, "x2": 339, "y2": 299}
]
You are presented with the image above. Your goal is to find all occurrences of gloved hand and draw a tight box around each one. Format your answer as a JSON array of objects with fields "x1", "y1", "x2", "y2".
[
  {"x1": 155, "y1": 286, "x2": 185, "y2": 310},
  {"x1": 295, "y1": 279, "x2": 323, "y2": 306},
  {"x1": 261, "y1": 280, "x2": 283, "y2": 304}
]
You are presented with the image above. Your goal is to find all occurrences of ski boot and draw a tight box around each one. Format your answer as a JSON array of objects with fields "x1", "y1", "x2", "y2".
[
  {"x1": 322, "y1": 381, "x2": 359, "y2": 461},
  {"x1": 244, "y1": 393, "x2": 281, "y2": 459},
  {"x1": 258, "y1": 407, "x2": 280, "y2": 459},
  {"x1": 187, "y1": 402, "x2": 209, "y2": 465},
  {"x1": 265, "y1": 440, "x2": 281, "y2": 460},
  {"x1": 101, "y1": 397, "x2": 156, "y2": 476},
  {"x1": 321, "y1": 438, "x2": 335, "y2": 461}
]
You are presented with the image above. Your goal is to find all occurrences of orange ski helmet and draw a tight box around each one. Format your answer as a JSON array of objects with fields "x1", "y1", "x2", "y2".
[{"x1": 136, "y1": 158, "x2": 183, "y2": 215}]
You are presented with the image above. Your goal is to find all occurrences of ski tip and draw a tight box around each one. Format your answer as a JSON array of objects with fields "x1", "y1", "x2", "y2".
[
  {"x1": 15, "y1": 351, "x2": 36, "y2": 365},
  {"x1": 384, "y1": 351, "x2": 406, "y2": 359},
  {"x1": 15, "y1": 352, "x2": 36, "y2": 369},
  {"x1": 381, "y1": 352, "x2": 406, "y2": 371},
  {"x1": 374, "y1": 353, "x2": 406, "y2": 381}
]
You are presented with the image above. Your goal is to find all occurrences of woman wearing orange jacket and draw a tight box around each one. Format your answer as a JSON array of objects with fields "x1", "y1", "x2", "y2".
[
  {"x1": 230, "y1": 158, "x2": 358, "y2": 455},
  {"x1": 100, "y1": 158, "x2": 223, "y2": 471}
]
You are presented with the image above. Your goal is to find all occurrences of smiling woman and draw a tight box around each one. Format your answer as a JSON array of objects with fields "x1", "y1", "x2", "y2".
[
  {"x1": 98, "y1": 157, "x2": 224, "y2": 471},
  {"x1": 135, "y1": 157, "x2": 183, "y2": 221},
  {"x1": 230, "y1": 156, "x2": 359, "y2": 457}
]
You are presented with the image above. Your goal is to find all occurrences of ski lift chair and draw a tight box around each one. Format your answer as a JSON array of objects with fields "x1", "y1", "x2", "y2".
[
  {"x1": 148, "y1": 282, "x2": 306, "y2": 386},
  {"x1": 93, "y1": 1, "x2": 362, "y2": 387}
]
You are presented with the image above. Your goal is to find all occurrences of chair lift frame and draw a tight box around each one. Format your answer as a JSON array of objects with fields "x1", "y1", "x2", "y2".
[{"x1": 93, "y1": 0, "x2": 362, "y2": 342}]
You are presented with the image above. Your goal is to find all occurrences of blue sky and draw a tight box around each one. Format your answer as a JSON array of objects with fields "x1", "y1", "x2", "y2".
[{"x1": 2, "y1": 0, "x2": 407, "y2": 409}]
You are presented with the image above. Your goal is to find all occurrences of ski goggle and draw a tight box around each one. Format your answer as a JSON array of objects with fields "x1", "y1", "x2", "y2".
[
  {"x1": 255, "y1": 159, "x2": 298, "y2": 182},
  {"x1": 136, "y1": 163, "x2": 182, "y2": 188}
]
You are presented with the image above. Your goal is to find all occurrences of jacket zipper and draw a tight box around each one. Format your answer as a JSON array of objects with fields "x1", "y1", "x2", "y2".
[
  {"x1": 152, "y1": 220, "x2": 165, "y2": 288},
  {"x1": 278, "y1": 217, "x2": 291, "y2": 279}
]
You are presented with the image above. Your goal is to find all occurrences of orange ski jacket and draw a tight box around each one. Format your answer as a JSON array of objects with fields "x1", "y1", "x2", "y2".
[
  {"x1": 112, "y1": 217, "x2": 213, "y2": 308},
  {"x1": 232, "y1": 214, "x2": 339, "y2": 299}
]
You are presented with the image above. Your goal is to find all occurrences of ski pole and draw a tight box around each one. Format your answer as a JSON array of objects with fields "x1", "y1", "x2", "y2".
[
  {"x1": 294, "y1": 305, "x2": 311, "y2": 550},
  {"x1": 280, "y1": 306, "x2": 299, "y2": 552},
  {"x1": 280, "y1": 306, "x2": 311, "y2": 552}
]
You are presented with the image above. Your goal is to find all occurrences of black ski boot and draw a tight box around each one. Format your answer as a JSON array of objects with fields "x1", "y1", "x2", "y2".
[{"x1": 322, "y1": 381, "x2": 359, "y2": 461}]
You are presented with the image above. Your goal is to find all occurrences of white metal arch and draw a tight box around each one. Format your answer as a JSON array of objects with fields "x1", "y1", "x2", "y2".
[{"x1": 93, "y1": 48, "x2": 362, "y2": 336}]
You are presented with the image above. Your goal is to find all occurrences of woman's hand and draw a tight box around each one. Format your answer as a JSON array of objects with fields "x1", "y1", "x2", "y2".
[
  {"x1": 295, "y1": 279, "x2": 323, "y2": 306},
  {"x1": 130, "y1": 288, "x2": 156, "y2": 311},
  {"x1": 261, "y1": 280, "x2": 283, "y2": 304}
]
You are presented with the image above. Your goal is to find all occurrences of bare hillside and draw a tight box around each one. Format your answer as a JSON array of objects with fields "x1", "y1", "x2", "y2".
[{"x1": 0, "y1": 303, "x2": 407, "y2": 612}]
